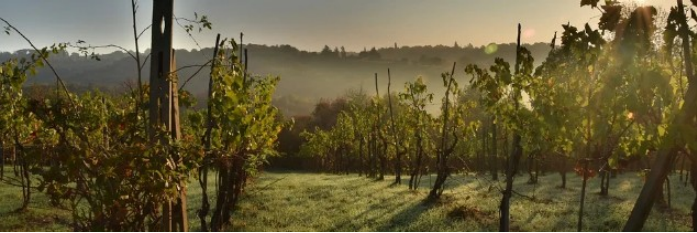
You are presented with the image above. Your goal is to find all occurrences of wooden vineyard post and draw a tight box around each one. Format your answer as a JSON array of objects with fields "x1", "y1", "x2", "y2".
[
  {"x1": 374, "y1": 73, "x2": 385, "y2": 180},
  {"x1": 1, "y1": 142, "x2": 4, "y2": 180},
  {"x1": 148, "y1": 0, "x2": 187, "y2": 231},
  {"x1": 499, "y1": 23, "x2": 524, "y2": 232},
  {"x1": 12, "y1": 146, "x2": 16, "y2": 175},
  {"x1": 387, "y1": 68, "x2": 402, "y2": 185},
  {"x1": 577, "y1": 158, "x2": 592, "y2": 231},
  {"x1": 198, "y1": 33, "x2": 221, "y2": 232}
]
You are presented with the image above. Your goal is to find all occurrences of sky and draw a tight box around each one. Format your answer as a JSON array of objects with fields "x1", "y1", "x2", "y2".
[{"x1": 0, "y1": 0, "x2": 676, "y2": 53}]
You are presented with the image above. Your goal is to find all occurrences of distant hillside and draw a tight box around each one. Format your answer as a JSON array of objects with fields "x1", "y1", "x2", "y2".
[{"x1": 2, "y1": 42, "x2": 551, "y2": 117}]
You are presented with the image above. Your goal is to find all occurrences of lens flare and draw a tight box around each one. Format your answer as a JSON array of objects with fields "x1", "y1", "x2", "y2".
[
  {"x1": 629, "y1": 0, "x2": 646, "y2": 5},
  {"x1": 485, "y1": 43, "x2": 498, "y2": 55},
  {"x1": 522, "y1": 28, "x2": 536, "y2": 39}
]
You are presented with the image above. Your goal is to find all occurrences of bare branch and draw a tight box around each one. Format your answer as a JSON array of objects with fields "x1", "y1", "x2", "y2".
[
  {"x1": 172, "y1": 62, "x2": 211, "y2": 74},
  {"x1": 177, "y1": 60, "x2": 213, "y2": 91},
  {"x1": 174, "y1": 17, "x2": 200, "y2": 24},
  {"x1": 69, "y1": 43, "x2": 137, "y2": 61},
  {"x1": 0, "y1": 17, "x2": 74, "y2": 103},
  {"x1": 136, "y1": 24, "x2": 152, "y2": 40},
  {"x1": 173, "y1": 15, "x2": 204, "y2": 51},
  {"x1": 141, "y1": 53, "x2": 151, "y2": 69}
]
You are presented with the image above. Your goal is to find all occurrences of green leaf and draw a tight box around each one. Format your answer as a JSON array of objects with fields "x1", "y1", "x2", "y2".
[
  {"x1": 580, "y1": 0, "x2": 600, "y2": 7},
  {"x1": 599, "y1": 5, "x2": 622, "y2": 31},
  {"x1": 658, "y1": 125, "x2": 666, "y2": 137},
  {"x1": 609, "y1": 157, "x2": 618, "y2": 169}
]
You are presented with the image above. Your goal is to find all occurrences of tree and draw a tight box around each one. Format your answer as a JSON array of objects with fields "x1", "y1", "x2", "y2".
[
  {"x1": 429, "y1": 62, "x2": 479, "y2": 200},
  {"x1": 320, "y1": 45, "x2": 335, "y2": 58},
  {"x1": 466, "y1": 24, "x2": 535, "y2": 231},
  {"x1": 202, "y1": 39, "x2": 282, "y2": 231},
  {"x1": 399, "y1": 77, "x2": 434, "y2": 190}
]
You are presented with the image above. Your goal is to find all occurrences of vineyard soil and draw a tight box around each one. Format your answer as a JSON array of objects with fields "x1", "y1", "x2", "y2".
[{"x1": 0, "y1": 168, "x2": 694, "y2": 231}]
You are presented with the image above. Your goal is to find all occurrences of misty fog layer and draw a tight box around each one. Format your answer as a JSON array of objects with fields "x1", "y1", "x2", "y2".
[{"x1": 3, "y1": 42, "x2": 551, "y2": 116}]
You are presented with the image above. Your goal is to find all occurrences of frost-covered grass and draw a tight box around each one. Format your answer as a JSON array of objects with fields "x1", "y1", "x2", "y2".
[
  {"x1": 231, "y1": 171, "x2": 694, "y2": 232},
  {"x1": 0, "y1": 166, "x2": 694, "y2": 231}
]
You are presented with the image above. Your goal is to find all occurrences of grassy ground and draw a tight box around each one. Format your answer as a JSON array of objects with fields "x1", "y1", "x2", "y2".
[
  {"x1": 231, "y1": 171, "x2": 694, "y2": 231},
  {"x1": 0, "y1": 169, "x2": 72, "y2": 231},
  {"x1": 0, "y1": 166, "x2": 694, "y2": 231}
]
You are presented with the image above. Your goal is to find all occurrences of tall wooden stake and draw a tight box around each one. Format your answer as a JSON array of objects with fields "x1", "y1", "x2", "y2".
[
  {"x1": 1, "y1": 142, "x2": 4, "y2": 180},
  {"x1": 148, "y1": 0, "x2": 187, "y2": 231},
  {"x1": 578, "y1": 158, "x2": 591, "y2": 231},
  {"x1": 198, "y1": 33, "x2": 221, "y2": 232},
  {"x1": 500, "y1": 23, "x2": 523, "y2": 232},
  {"x1": 387, "y1": 69, "x2": 402, "y2": 184},
  {"x1": 374, "y1": 73, "x2": 384, "y2": 180}
]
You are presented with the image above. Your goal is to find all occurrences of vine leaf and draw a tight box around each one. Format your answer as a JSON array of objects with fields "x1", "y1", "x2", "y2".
[
  {"x1": 580, "y1": 0, "x2": 600, "y2": 7},
  {"x1": 599, "y1": 4, "x2": 623, "y2": 32}
]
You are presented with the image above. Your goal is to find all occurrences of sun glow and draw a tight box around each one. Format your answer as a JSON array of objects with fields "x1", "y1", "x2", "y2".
[{"x1": 623, "y1": 0, "x2": 646, "y2": 5}]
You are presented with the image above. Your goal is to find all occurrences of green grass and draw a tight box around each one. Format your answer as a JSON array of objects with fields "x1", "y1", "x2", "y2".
[
  {"x1": 0, "y1": 166, "x2": 694, "y2": 231},
  {"x1": 0, "y1": 169, "x2": 72, "y2": 231},
  {"x1": 231, "y1": 171, "x2": 693, "y2": 231}
]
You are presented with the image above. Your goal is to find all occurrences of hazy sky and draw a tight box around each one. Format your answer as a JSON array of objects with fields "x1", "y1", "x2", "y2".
[{"x1": 0, "y1": 0, "x2": 675, "y2": 53}]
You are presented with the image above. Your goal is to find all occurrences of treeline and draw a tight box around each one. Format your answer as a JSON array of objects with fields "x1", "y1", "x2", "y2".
[{"x1": 2, "y1": 42, "x2": 552, "y2": 117}]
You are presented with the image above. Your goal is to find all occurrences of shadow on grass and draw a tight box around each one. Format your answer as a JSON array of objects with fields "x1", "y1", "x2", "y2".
[
  {"x1": 0, "y1": 207, "x2": 72, "y2": 231},
  {"x1": 549, "y1": 200, "x2": 576, "y2": 231},
  {"x1": 388, "y1": 173, "x2": 473, "y2": 192},
  {"x1": 374, "y1": 199, "x2": 434, "y2": 231}
]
